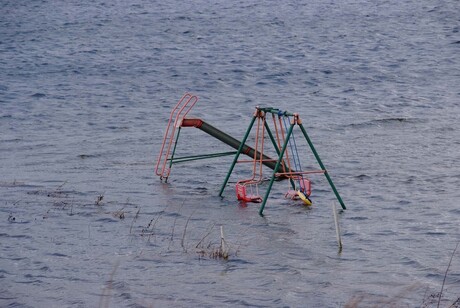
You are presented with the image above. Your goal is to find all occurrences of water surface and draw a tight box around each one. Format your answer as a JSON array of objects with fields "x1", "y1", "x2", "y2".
[{"x1": 1, "y1": 0, "x2": 460, "y2": 307}]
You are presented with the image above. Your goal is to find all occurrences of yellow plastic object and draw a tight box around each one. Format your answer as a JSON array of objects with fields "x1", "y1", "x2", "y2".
[{"x1": 296, "y1": 191, "x2": 312, "y2": 206}]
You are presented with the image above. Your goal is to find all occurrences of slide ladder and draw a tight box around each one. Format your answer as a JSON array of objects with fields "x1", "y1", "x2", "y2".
[{"x1": 154, "y1": 93, "x2": 198, "y2": 181}]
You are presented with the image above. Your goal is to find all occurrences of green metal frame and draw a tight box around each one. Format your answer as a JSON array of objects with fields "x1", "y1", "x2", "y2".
[
  {"x1": 219, "y1": 107, "x2": 347, "y2": 216},
  {"x1": 218, "y1": 115, "x2": 257, "y2": 197},
  {"x1": 158, "y1": 103, "x2": 346, "y2": 215},
  {"x1": 162, "y1": 127, "x2": 183, "y2": 182},
  {"x1": 264, "y1": 120, "x2": 296, "y2": 190}
]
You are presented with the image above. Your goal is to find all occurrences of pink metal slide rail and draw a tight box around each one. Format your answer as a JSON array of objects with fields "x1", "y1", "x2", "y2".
[{"x1": 154, "y1": 92, "x2": 198, "y2": 180}]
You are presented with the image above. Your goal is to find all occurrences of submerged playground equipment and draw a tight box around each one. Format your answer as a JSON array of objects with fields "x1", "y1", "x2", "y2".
[{"x1": 155, "y1": 93, "x2": 346, "y2": 215}]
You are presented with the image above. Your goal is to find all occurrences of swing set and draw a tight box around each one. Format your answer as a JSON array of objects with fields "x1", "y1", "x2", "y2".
[
  {"x1": 155, "y1": 93, "x2": 346, "y2": 215},
  {"x1": 233, "y1": 108, "x2": 312, "y2": 206}
]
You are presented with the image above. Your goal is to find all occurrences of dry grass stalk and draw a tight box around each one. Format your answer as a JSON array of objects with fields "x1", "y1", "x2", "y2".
[
  {"x1": 129, "y1": 207, "x2": 140, "y2": 234},
  {"x1": 195, "y1": 222, "x2": 216, "y2": 249},
  {"x1": 345, "y1": 241, "x2": 460, "y2": 308},
  {"x1": 181, "y1": 209, "x2": 196, "y2": 253},
  {"x1": 98, "y1": 261, "x2": 119, "y2": 308},
  {"x1": 196, "y1": 225, "x2": 230, "y2": 260},
  {"x1": 112, "y1": 207, "x2": 125, "y2": 220},
  {"x1": 168, "y1": 201, "x2": 185, "y2": 250},
  {"x1": 140, "y1": 204, "x2": 169, "y2": 241},
  {"x1": 438, "y1": 241, "x2": 460, "y2": 308}
]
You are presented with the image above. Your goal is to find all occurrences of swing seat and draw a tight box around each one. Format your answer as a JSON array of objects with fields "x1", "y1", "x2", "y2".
[
  {"x1": 284, "y1": 190, "x2": 312, "y2": 206},
  {"x1": 236, "y1": 183, "x2": 263, "y2": 203},
  {"x1": 285, "y1": 190, "x2": 298, "y2": 199},
  {"x1": 284, "y1": 178, "x2": 312, "y2": 205},
  {"x1": 299, "y1": 178, "x2": 311, "y2": 197}
]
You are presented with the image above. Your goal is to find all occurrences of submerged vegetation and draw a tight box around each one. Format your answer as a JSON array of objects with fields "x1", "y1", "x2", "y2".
[
  {"x1": 5, "y1": 180, "x2": 237, "y2": 260},
  {"x1": 139, "y1": 202, "x2": 235, "y2": 260},
  {"x1": 3, "y1": 180, "x2": 459, "y2": 307}
]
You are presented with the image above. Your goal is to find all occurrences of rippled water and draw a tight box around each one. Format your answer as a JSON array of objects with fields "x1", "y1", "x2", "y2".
[{"x1": 1, "y1": 0, "x2": 460, "y2": 307}]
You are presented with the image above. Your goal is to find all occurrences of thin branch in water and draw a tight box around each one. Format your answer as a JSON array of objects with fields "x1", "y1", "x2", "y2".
[
  {"x1": 129, "y1": 207, "x2": 140, "y2": 234},
  {"x1": 113, "y1": 207, "x2": 125, "y2": 220},
  {"x1": 56, "y1": 181, "x2": 67, "y2": 190},
  {"x1": 448, "y1": 297, "x2": 460, "y2": 308},
  {"x1": 168, "y1": 201, "x2": 185, "y2": 251},
  {"x1": 147, "y1": 204, "x2": 169, "y2": 243},
  {"x1": 181, "y1": 209, "x2": 196, "y2": 253},
  {"x1": 98, "y1": 260, "x2": 119, "y2": 308},
  {"x1": 438, "y1": 240, "x2": 460, "y2": 308},
  {"x1": 195, "y1": 222, "x2": 216, "y2": 249}
]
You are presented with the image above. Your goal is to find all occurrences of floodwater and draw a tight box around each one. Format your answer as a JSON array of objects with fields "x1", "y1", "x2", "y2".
[{"x1": 1, "y1": 0, "x2": 460, "y2": 307}]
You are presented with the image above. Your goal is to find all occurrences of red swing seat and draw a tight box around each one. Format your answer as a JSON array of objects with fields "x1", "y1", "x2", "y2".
[
  {"x1": 285, "y1": 178, "x2": 312, "y2": 202},
  {"x1": 236, "y1": 182, "x2": 263, "y2": 203},
  {"x1": 299, "y1": 178, "x2": 311, "y2": 197}
]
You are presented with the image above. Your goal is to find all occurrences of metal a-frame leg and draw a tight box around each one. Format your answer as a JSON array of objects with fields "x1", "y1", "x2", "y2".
[
  {"x1": 264, "y1": 120, "x2": 296, "y2": 190},
  {"x1": 164, "y1": 127, "x2": 182, "y2": 183},
  {"x1": 298, "y1": 123, "x2": 346, "y2": 210},
  {"x1": 218, "y1": 115, "x2": 257, "y2": 197},
  {"x1": 259, "y1": 122, "x2": 295, "y2": 216}
]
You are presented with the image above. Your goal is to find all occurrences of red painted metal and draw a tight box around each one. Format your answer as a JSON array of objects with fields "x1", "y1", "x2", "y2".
[
  {"x1": 154, "y1": 93, "x2": 198, "y2": 180},
  {"x1": 234, "y1": 111, "x2": 266, "y2": 203},
  {"x1": 236, "y1": 183, "x2": 262, "y2": 203}
]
